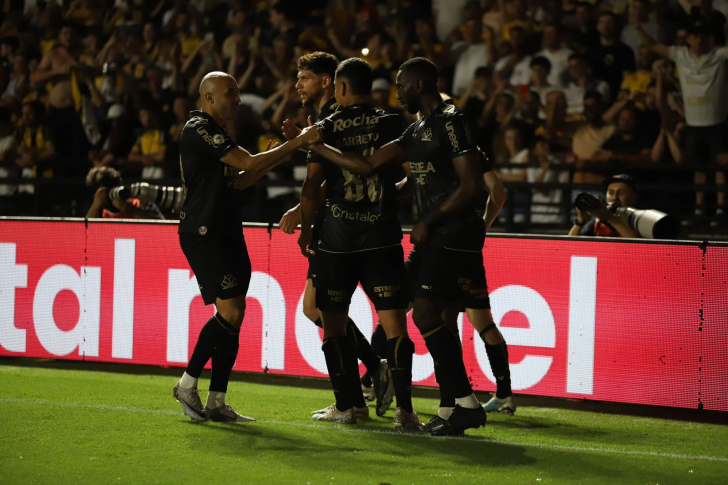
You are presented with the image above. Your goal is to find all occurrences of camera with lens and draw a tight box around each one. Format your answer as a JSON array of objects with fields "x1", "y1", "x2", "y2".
[
  {"x1": 127, "y1": 182, "x2": 185, "y2": 215},
  {"x1": 574, "y1": 192, "x2": 602, "y2": 212},
  {"x1": 108, "y1": 185, "x2": 130, "y2": 202}
]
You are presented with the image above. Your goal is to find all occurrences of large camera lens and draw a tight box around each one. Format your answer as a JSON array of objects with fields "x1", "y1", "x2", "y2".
[
  {"x1": 108, "y1": 186, "x2": 130, "y2": 201},
  {"x1": 574, "y1": 192, "x2": 600, "y2": 212}
]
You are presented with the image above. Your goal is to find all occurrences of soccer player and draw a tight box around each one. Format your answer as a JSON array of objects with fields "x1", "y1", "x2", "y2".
[
  {"x1": 278, "y1": 52, "x2": 391, "y2": 412},
  {"x1": 309, "y1": 57, "x2": 488, "y2": 436},
  {"x1": 298, "y1": 58, "x2": 420, "y2": 429},
  {"x1": 173, "y1": 71, "x2": 320, "y2": 422}
]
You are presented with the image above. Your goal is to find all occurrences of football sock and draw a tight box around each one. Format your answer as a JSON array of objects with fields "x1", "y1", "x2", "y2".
[
  {"x1": 423, "y1": 325, "x2": 474, "y2": 399},
  {"x1": 209, "y1": 314, "x2": 241, "y2": 393},
  {"x1": 348, "y1": 318, "x2": 380, "y2": 377},
  {"x1": 346, "y1": 329, "x2": 367, "y2": 408},
  {"x1": 455, "y1": 393, "x2": 480, "y2": 409},
  {"x1": 370, "y1": 323, "x2": 387, "y2": 358},
  {"x1": 438, "y1": 407, "x2": 454, "y2": 420},
  {"x1": 482, "y1": 337, "x2": 513, "y2": 399},
  {"x1": 185, "y1": 313, "x2": 230, "y2": 378},
  {"x1": 206, "y1": 391, "x2": 225, "y2": 409},
  {"x1": 179, "y1": 372, "x2": 198, "y2": 389},
  {"x1": 361, "y1": 371, "x2": 372, "y2": 389},
  {"x1": 322, "y1": 336, "x2": 353, "y2": 412},
  {"x1": 387, "y1": 336, "x2": 414, "y2": 413}
]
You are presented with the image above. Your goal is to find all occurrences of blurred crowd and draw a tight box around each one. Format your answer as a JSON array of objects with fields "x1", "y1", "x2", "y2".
[{"x1": 0, "y1": 0, "x2": 726, "y2": 231}]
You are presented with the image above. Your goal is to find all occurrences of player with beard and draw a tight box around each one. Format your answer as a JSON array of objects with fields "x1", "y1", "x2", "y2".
[
  {"x1": 308, "y1": 57, "x2": 488, "y2": 436},
  {"x1": 173, "y1": 72, "x2": 321, "y2": 422},
  {"x1": 278, "y1": 52, "x2": 392, "y2": 415},
  {"x1": 295, "y1": 58, "x2": 420, "y2": 428}
]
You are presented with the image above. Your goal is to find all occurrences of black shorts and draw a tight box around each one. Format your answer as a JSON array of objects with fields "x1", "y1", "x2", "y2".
[
  {"x1": 405, "y1": 246, "x2": 490, "y2": 309},
  {"x1": 315, "y1": 245, "x2": 409, "y2": 312},
  {"x1": 179, "y1": 231, "x2": 252, "y2": 305}
]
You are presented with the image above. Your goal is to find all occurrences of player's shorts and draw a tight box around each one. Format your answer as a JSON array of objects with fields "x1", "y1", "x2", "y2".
[
  {"x1": 315, "y1": 244, "x2": 409, "y2": 313},
  {"x1": 405, "y1": 246, "x2": 490, "y2": 309},
  {"x1": 179, "y1": 231, "x2": 252, "y2": 305}
]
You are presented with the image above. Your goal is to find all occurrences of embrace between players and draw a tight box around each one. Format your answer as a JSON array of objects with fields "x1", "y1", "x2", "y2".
[{"x1": 173, "y1": 52, "x2": 515, "y2": 437}]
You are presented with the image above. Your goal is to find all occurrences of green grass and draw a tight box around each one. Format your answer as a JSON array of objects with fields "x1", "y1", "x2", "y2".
[{"x1": 1, "y1": 363, "x2": 727, "y2": 484}]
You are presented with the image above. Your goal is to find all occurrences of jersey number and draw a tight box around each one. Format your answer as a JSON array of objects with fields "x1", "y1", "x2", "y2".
[{"x1": 342, "y1": 147, "x2": 383, "y2": 202}]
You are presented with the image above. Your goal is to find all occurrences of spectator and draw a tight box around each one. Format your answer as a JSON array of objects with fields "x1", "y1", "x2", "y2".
[
  {"x1": 451, "y1": 18, "x2": 494, "y2": 97},
  {"x1": 570, "y1": 90, "x2": 616, "y2": 184},
  {"x1": 621, "y1": 0, "x2": 666, "y2": 57},
  {"x1": 16, "y1": 102, "x2": 55, "y2": 192},
  {"x1": 494, "y1": 26, "x2": 532, "y2": 88},
  {"x1": 127, "y1": 108, "x2": 167, "y2": 180},
  {"x1": 537, "y1": 89, "x2": 576, "y2": 153},
  {"x1": 536, "y1": 23, "x2": 573, "y2": 87},
  {"x1": 590, "y1": 11, "x2": 636, "y2": 98},
  {"x1": 371, "y1": 78, "x2": 398, "y2": 114},
  {"x1": 598, "y1": 105, "x2": 653, "y2": 164},
  {"x1": 569, "y1": 173, "x2": 640, "y2": 238},
  {"x1": 0, "y1": 107, "x2": 18, "y2": 202},
  {"x1": 639, "y1": 18, "x2": 728, "y2": 220},
  {"x1": 620, "y1": 45, "x2": 656, "y2": 101},
  {"x1": 527, "y1": 137, "x2": 569, "y2": 223},
  {"x1": 564, "y1": 53, "x2": 611, "y2": 117},
  {"x1": 433, "y1": 0, "x2": 470, "y2": 43},
  {"x1": 570, "y1": 2, "x2": 600, "y2": 54},
  {"x1": 498, "y1": 124, "x2": 531, "y2": 223},
  {"x1": 528, "y1": 55, "x2": 553, "y2": 103}
]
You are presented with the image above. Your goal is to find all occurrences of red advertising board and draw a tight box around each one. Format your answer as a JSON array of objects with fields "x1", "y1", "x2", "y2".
[{"x1": 1, "y1": 220, "x2": 725, "y2": 411}]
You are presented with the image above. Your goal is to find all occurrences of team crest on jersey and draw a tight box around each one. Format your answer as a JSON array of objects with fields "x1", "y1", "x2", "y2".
[
  {"x1": 198, "y1": 226, "x2": 208, "y2": 235},
  {"x1": 421, "y1": 128, "x2": 433, "y2": 141},
  {"x1": 221, "y1": 274, "x2": 239, "y2": 290},
  {"x1": 213, "y1": 134, "x2": 225, "y2": 145}
]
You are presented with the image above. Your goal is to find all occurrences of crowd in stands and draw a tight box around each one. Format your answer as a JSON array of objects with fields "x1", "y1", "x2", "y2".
[{"x1": 0, "y1": 0, "x2": 726, "y2": 233}]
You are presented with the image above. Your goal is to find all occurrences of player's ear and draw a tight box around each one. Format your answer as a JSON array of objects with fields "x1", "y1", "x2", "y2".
[
  {"x1": 322, "y1": 75, "x2": 331, "y2": 89},
  {"x1": 340, "y1": 80, "x2": 347, "y2": 98}
]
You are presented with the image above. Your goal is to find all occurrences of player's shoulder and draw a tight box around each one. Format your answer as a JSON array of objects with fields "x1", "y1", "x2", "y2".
[
  {"x1": 181, "y1": 111, "x2": 226, "y2": 145},
  {"x1": 434, "y1": 101, "x2": 465, "y2": 120}
]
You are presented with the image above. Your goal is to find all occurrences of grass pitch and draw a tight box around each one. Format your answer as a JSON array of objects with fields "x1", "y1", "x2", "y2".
[{"x1": 1, "y1": 362, "x2": 727, "y2": 484}]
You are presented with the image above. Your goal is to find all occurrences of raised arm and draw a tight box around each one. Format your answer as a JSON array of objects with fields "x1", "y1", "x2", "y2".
[
  {"x1": 636, "y1": 24, "x2": 669, "y2": 58},
  {"x1": 221, "y1": 125, "x2": 321, "y2": 172},
  {"x1": 309, "y1": 139, "x2": 408, "y2": 176}
]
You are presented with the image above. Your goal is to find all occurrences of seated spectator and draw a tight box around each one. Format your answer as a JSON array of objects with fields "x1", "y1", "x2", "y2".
[
  {"x1": 563, "y1": 53, "x2": 610, "y2": 117},
  {"x1": 536, "y1": 89, "x2": 577, "y2": 153},
  {"x1": 498, "y1": 124, "x2": 531, "y2": 223},
  {"x1": 536, "y1": 23, "x2": 573, "y2": 88},
  {"x1": 89, "y1": 104, "x2": 136, "y2": 169},
  {"x1": 0, "y1": 107, "x2": 18, "y2": 201},
  {"x1": 455, "y1": 66, "x2": 491, "y2": 121},
  {"x1": 15, "y1": 101, "x2": 55, "y2": 195},
  {"x1": 85, "y1": 166, "x2": 163, "y2": 219},
  {"x1": 620, "y1": 45, "x2": 656, "y2": 102},
  {"x1": 494, "y1": 26, "x2": 532, "y2": 88},
  {"x1": 569, "y1": 174, "x2": 640, "y2": 238},
  {"x1": 569, "y1": 2, "x2": 600, "y2": 54},
  {"x1": 371, "y1": 78, "x2": 399, "y2": 114},
  {"x1": 528, "y1": 55, "x2": 553, "y2": 104},
  {"x1": 597, "y1": 105, "x2": 653, "y2": 164},
  {"x1": 570, "y1": 90, "x2": 616, "y2": 184},
  {"x1": 127, "y1": 108, "x2": 167, "y2": 180},
  {"x1": 527, "y1": 137, "x2": 569, "y2": 223}
]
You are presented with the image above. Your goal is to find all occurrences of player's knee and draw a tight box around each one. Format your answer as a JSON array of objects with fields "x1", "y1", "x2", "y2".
[{"x1": 412, "y1": 306, "x2": 439, "y2": 333}]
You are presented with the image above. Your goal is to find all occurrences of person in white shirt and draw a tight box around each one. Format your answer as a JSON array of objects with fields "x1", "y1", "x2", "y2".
[
  {"x1": 498, "y1": 125, "x2": 531, "y2": 223},
  {"x1": 563, "y1": 53, "x2": 611, "y2": 117},
  {"x1": 621, "y1": 0, "x2": 666, "y2": 57},
  {"x1": 451, "y1": 18, "x2": 494, "y2": 97},
  {"x1": 536, "y1": 23, "x2": 573, "y2": 87},
  {"x1": 494, "y1": 26, "x2": 532, "y2": 88},
  {"x1": 638, "y1": 18, "x2": 728, "y2": 220}
]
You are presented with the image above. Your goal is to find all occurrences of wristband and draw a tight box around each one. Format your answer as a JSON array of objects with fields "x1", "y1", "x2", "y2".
[
  {"x1": 573, "y1": 219, "x2": 585, "y2": 226},
  {"x1": 421, "y1": 206, "x2": 446, "y2": 228}
]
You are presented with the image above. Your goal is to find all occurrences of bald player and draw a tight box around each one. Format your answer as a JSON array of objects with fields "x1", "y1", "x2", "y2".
[{"x1": 173, "y1": 72, "x2": 321, "y2": 422}]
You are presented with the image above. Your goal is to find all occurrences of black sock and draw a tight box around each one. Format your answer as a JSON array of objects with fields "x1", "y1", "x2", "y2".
[
  {"x1": 370, "y1": 324, "x2": 387, "y2": 358},
  {"x1": 346, "y1": 328, "x2": 367, "y2": 408},
  {"x1": 482, "y1": 334, "x2": 512, "y2": 399},
  {"x1": 387, "y1": 336, "x2": 414, "y2": 413},
  {"x1": 322, "y1": 336, "x2": 355, "y2": 411},
  {"x1": 185, "y1": 313, "x2": 230, "y2": 379},
  {"x1": 313, "y1": 317, "x2": 323, "y2": 328},
  {"x1": 347, "y1": 318, "x2": 380, "y2": 376},
  {"x1": 434, "y1": 358, "x2": 455, "y2": 408},
  {"x1": 210, "y1": 319, "x2": 240, "y2": 393},
  {"x1": 423, "y1": 325, "x2": 473, "y2": 399}
]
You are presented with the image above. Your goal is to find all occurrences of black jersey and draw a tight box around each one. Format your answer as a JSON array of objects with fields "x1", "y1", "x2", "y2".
[
  {"x1": 309, "y1": 103, "x2": 404, "y2": 252},
  {"x1": 394, "y1": 99, "x2": 486, "y2": 251},
  {"x1": 178, "y1": 110, "x2": 241, "y2": 236},
  {"x1": 319, "y1": 97, "x2": 338, "y2": 121}
]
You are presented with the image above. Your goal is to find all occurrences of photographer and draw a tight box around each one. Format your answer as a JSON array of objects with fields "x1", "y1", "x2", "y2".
[
  {"x1": 569, "y1": 174, "x2": 640, "y2": 238},
  {"x1": 85, "y1": 166, "x2": 163, "y2": 220}
]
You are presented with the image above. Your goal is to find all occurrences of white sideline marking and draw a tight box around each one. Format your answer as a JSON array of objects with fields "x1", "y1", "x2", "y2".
[{"x1": 1, "y1": 397, "x2": 726, "y2": 463}]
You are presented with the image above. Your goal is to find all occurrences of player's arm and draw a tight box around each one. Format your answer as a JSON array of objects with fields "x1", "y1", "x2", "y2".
[
  {"x1": 310, "y1": 140, "x2": 407, "y2": 176},
  {"x1": 279, "y1": 181, "x2": 326, "y2": 234},
  {"x1": 395, "y1": 162, "x2": 415, "y2": 198},
  {"x1": 221, "y1": 125, "x2": 322, "y2": 172},
  {"x1": 410, "y1": 150, "x2": 483, "y2": 246},
  {"x1": 299, "y1": 162, "x2": 326, "y2": 257},
  {"x1": 482, "y1": 170, "x2": 506, "y2": 231}
]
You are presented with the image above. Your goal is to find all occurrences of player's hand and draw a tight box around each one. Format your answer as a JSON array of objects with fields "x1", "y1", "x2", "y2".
[
  {"x1": 299, "y1": 121, "x2": 323, "y2": 147},
  {"x1": 279, "y1": 207, "x2": 301, "y2": 234},
  {"x1": 265, "y1": 139, "x2": 281, "y2": 151},
  {"x1": 281, "y1": 119, "x2": 302, "y2": 141},
  {"x1": 589, "y1": 197, "x2": 612, "y2": 222},
  {"x1": 410, "y1": 221, "x2": 430, "y2": 247},
  {"x1": 298, "y1": 228, "x2": 315, "y2": 258}
]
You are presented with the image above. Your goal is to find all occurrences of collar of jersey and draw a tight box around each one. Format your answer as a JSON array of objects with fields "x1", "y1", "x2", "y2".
[
  {"x1": 433, "y1": 99, "x2": 454, "y2": 116},
  {"x1": 189, "y1": 110, "x2": 217, "y2": 125},
  {"x1": 341, "y1": 103, "x2": 373, "y2": 110}
]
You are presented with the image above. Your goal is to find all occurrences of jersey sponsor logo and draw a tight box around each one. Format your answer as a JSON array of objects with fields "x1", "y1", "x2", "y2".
[
  {"x1": 410, "y1": 161, "x2": 437, "y2": 185},
  {"x1": 196, "y1": 126, "x2": 224, "y2": 148},
  {"x1": 445, "y1": 121, "x2": 459, "y2": 153},
  {"x1": 332, "y1": 113, "x2": 380, "y2": 132},
  {"x1": 374, "y1": 285, "x2": 400, "y2": 298},
  {"x1": 330, "y1": 204, "x2": 382, "y2": 224},
  {"x1": 421, "y1": 128, "x2": 433, "y2": 141},
  {"x1": 221, "y1": 274, "x2": 239, "y2": 290}
]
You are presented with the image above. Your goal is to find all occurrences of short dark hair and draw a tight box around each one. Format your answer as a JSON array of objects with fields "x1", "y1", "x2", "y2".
[
  {"x1": 584, "y1": 90, "x2": 603, "y2": 102},
  {"x1": 530, "y1": 56, "x2": 552, "y2": 72},
  {"x1": 297, "y1": 51, "x2": 339, "y2": 80},
  {"x1": 398, "y1": 57, "x2": 439, "y2": 85},
  {"x1": 569, "y1": 52, "x2": 588, "y2": 64},
  {"x1": 335, "y1": 57, "x2": 372, "y2": 95}
]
